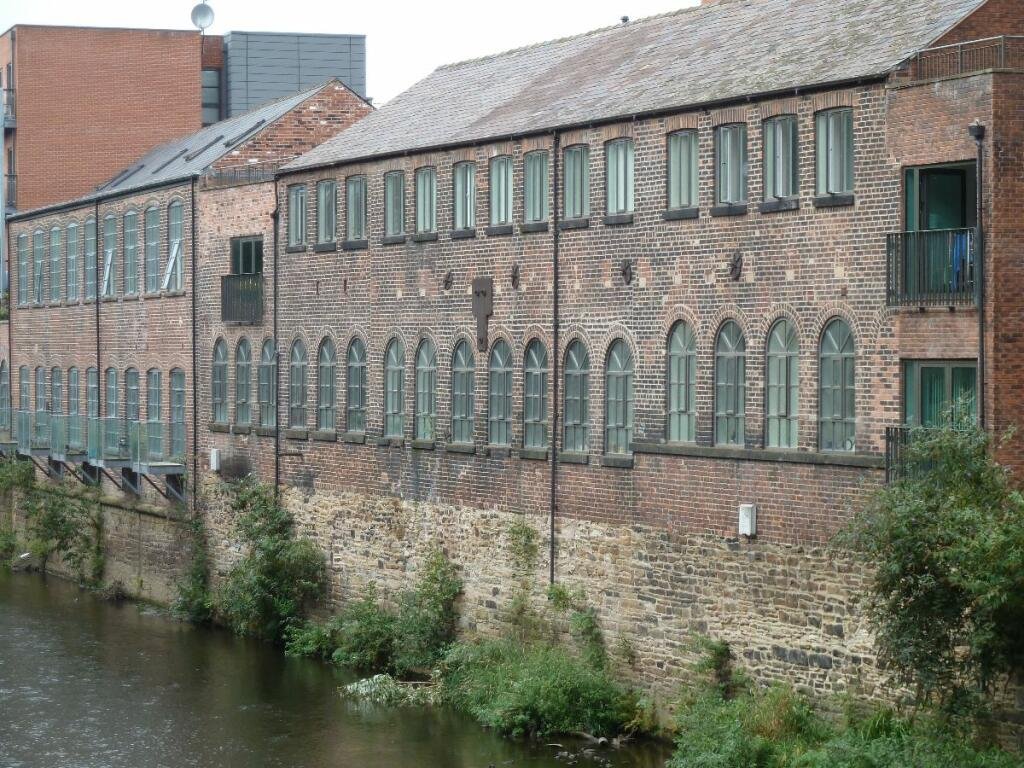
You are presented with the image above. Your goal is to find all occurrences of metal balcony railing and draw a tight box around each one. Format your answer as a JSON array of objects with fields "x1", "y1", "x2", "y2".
[
  {"x1": 886, "y1": 228, "x2": 976, "y2": 307},
  {"x1": 67, "y1": 414, "x2": 87, "y2": 453},
  {"x1": 49, "y1": 413, "x2": 67, "y2": 457},
  {"x1": 4, "y1": 174, "x2": 15, "y2": 208},
  {"x1": 2, "y1": 88, "x2": 14, "y2": 125},
  {"x1": 898, "y1": 36, "x2": 1024, "y2": 82},
  {"x1": 87, "y1": 417, "x2": 130, "y2": 463},
  {"x1": 16, "y1": 410, "x2": 31, "y2": 454},
  {"x1": 170, "y1": 421, "x2": 186, "y2": 461},
  {"x1": 885, "y1": 425, "x2": 911, "y2": 483},
  {"x1": 221, "y1": 274, "x2": 264, "y2": 324},
  {"x1": 32, "y1": 410, "x2": 50, "y2": 450},
  {"x1": 128, "y1": 420, "x2": 170, "y2": 466}
]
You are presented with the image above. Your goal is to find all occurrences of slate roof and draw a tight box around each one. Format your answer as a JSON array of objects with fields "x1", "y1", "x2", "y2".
[{"x1": 285, "y1": 0, "x2": 986, "y2": 171}]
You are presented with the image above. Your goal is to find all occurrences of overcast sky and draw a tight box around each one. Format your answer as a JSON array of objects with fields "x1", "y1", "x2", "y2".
[{"x1": 1, "y1": 0, "x2": 699, "y2": 105}]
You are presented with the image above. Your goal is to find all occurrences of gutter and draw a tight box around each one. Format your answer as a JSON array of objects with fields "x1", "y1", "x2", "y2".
[{"x1": 94, "y1": 198, "x2": 101, "y2": 423}]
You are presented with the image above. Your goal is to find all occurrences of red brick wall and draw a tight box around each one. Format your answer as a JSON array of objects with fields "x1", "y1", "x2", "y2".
[{"x1": 933, "y1": 0, "x2": 1024, "y2": 45}]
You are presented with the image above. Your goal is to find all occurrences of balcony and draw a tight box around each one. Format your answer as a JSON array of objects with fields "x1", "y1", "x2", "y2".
[
  {"x1": 886, "y1": 228, "x2": 976, "y2": 307},
  {"x1": 128, "y1": 420, "x2": 185, "y2": 475},
  {"x1": 2, "y1": 88, "x2": 14, "y2": 129},
  {"x1": 5, "y1": 173, "x2": 14, "y2": 210},
  {"x1": 884, "y1": 426, "x2": 911, "y2": 483},
  {"x1": 221, "y1": 274, "x2": 264, "y2": 324},
  {"x1": 87, "y1": 417, "x2": 132, "y2": 468},
  {"x1": 896, "y1": 36, "x2": 1024, "y2": 83}
]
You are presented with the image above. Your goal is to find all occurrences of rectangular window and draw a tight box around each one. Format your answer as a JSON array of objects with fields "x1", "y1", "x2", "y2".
[
  {"x1": 84, "y1": 220, "x2": 97, "y2": 300},
  {"x1": 16, "y1": 234, "x2": 27, "y2": 306},
  {"x1": 384, "y1": 172, "x2": 405, "y2": 236},
  {"x1": 763, "y1": 115, "x2": 798, "y2": 199},
  {"x1": 903, "y1": 360, "x2": 977, "y2": 427},
  {"x1": 489, "y1": 156, "x2": 512, "y2": 226},
  {"x1": 345, "y1": 176, "x2": 367, "y2": 241},
  {"x1": 230, "y1": 237, "x2": 263, "y2": 275},
  {"x1": 816, "y1": 108, "x2": 854, "y2": 195},
  {"x1": 201, "y1": 68, "x2": 221, "y2": 126},
  {"x1": 66, "y1": 226, "x2": 79, "y2": 302},
  {"x1": 163, "y1": 204, "x2": 183, "y2": 292},
  {"x1": 101, "y1": 217, "x2": 117, "y2": 298},
  {"x1": 453, "y1": 162, "x2": 476, "y2": 230},
  {"x1": 523, "y1": 151, "x2": 548, "y2": 224},
  {"x1": 170, "y1": 370, "x2": 186, "y2": 458},
  {"x1": 563, "y1": 145, "x2": 590, "y2": 220},
  {"x1": 715, "y1": 124, "x2": 748, "y2": 205},
  {"x1": 316, "y1": 180, "x2": 337, "y2": 244},
  {"x1": 49, "y1": 228, "x2": 61, "y2": 302},
  {"x1": 667, "y1": 131, "x2": 698, "y2": 210},
  {"x1": 32, "y1": 231, "x2": 44, "y2": 304},
  {"x1": 605, "y1": 139, "x2": 634, "y2": 215},
  {"x1": 123, "y1": 212, "x2": 138, "y2": 295},
  {"x1": 287, "y1": 185, "x2": 307, "y2": 247},
  {"x1": 145, "y1": 208, "x2": 160, "y2": 294},
  {"x1": 415, "y1": 167, "x2": 437, "y2": 233}
]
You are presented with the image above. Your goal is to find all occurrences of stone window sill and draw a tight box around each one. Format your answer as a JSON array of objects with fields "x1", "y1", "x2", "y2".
[
  {"x1": 232, "y1": 424, "x2": 252, "y2": 435},
  {"x1": 100, "y1": 296, "x2": 117, "y2": 303},
  {"x1": 254, "y1": 426, "x2": 277, "y2": 437},
  {"x1": 123, "y1": 294, "x2": 141, "y2": 302},
  {"x1": 311, "y1": 430, "x2": 337, "y2": 442},
  {"x1": 813, "y1": 193, "x2": 855, "y2": 208},
  {"x1": 710, "y1": 203, "x2": 748, "y2": 217},
  {"x1": 284, "y1": 428, "x2": 309, "y2": 441},
  {"x1": 487, "y1": 445, "x2": 511, "y2": 458},
  {"x1": 411, "y1": 439, "x2": 436, "y2": 450},
  {"x1": 209, "y1": 422, "x2": 230, "y2": 433},
  {"x1": 285, "y1": 244, "x2": 307, "y2": 254},
  {"x1": 631, "y1": 440, "x2": 885, "y2": 468},
  {"x1": 558, "y1": 218, "x2": 590, "y2": 231},
  {"x1": 520, "y1": 222, "x2": 549, "y2": 234},
  {"x1": 600, "y1": 454, "x2": 634, "y2": 468},
  {"x1": 518, "y1": 447, "x2": 549, "y2": 461},
  {"x1": 759, "y1": 197, "x2": 800, "y2": 214},
  {"x1": 412, "y1": 232, "x2": 439, "y2": 243},
  {"x1": 342, "y1": 239, "x2": 368, "y2": 251},
  {"x1": 603, "y1": 213, "x2": 634, "y2": 226},
  {"x1": 313, "y1": 241, "x2": 338, "y2": 253},
  {"x1": 342, "y1": 431, "x2": 366, "y2": 444},
  {"x1": 382, "y1": 235, "x2": 407, "y2": 245},
  {"x1": 485, "y1": 224, "x2": 514, "y2": 237},
  {"x1": 662, "y1": 207, "x2": 699, "y2": 221},
  {"x1": 445, "y1": 442, "x2": 475, "y2": 454},
  {"x1": 376, "y1": 436, "x2": 405, "y2": 447},
  {"x1": 451, "y1": 228, "x2": 476, "y2": 240},
  {"x1": 558, "y1": 451, "x2": 589, "y2": 465}
]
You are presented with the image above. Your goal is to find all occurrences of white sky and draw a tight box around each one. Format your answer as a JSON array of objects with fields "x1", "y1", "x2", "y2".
[{"x1": 1, "y1": 0, "x2": 699, "y2": 105}]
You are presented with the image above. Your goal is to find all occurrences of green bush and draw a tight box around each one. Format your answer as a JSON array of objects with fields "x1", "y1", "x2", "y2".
[
  {"x1": 332, "y1": 591, "x2": 397, "y2": 671},
  {"x1": 284, "y1": 618, "x2": 339, "y2": 660},
  {"x1": 0, "y1": 523, "x2": 17, "y2": 566},
  {"x1": 174, "y1": 515, "x2": 213, "y2": 625},
  {"x1": 391, "y1": 548, "x2": 462, "y2": 674}
]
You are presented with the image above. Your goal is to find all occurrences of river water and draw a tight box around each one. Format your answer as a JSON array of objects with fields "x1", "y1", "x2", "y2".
[{"x1": 0, "y1": 572, "x2": 671, "y2": 768}]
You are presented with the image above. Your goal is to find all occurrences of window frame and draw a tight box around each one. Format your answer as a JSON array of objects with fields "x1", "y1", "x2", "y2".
[
  {"x1": 523, "y1": 340, "x2": 548, "y2": 449},
  {"x1": 523, "y1": 151, "x2": 549, "y2": 224},
  {"x1": 451, "y1": 340, "x2": 475, "y2": 445},
  {"x1": 384, "y1": 171, "x2": 406, "y2": 237},
  {"x1": 49, "y1": 226, "x2": 62, "y2": 303},
  {"x1": 163, "y1": 200, "x2": 184, "y2": 292},
  {"x1": 666, "y1": 321, "x2": 697, "y2": 443},
  {"x1": 487, "y1": 340, "x2": 513, "y2": 446},
  {"x1": 144, "y1": 206, "x2": 160, "y2": 294},
  {"x1": 604, "y1": 138, "x2": 635, "y2": 216},
  {"x1": 714, "y1": 321, "x2": 746, "y2": 447},
  {"x1": 604, "y1": 339, "x2": 634, "y2": 455},
  {"x1": 317, "y1": 338, "x2": 337, "y2": 432},
  {"x1": 287, "y1": 184, "x2": 307, "y2": 247},
  {"x1": 66, "y1": 223, "x2": 80, "y2": 302},
  {"x1": 123, "y1": 210, "x2": 139, "y2": 295},
  {"x1": 414, "y1": 339, "x2": 437, "y2": 441},
  {"x1": 816, "y1": 108, "x2": 854, "y2": 196},
  {"x1": 101, "y1": 215, "x2": 117, "y2": 298},
  {"x1": 818, "y1": 318, "x2": 856, "y2": 452},
  {"x1": 32, "y1": 229, "x2": 44, "y2": 304},
  {"x1": 562, "y1": 144, "x2": 590, "y2": 220},
  {"x1": 666, "y1": 130, "x2": 699, "y2": 211},
  {"x1": 562, "y1": 340, "x2": 590, "y2": 453},
  {"x1": 901, "y1": 359, "x2": 977, "y2": 428},
  {"x1": 258, "y1": 340, "x2": 277, "y2": 428},
  {"x1": 289, "y1": 340, "x2": 308, "y2": 429},
  {"x1": 16, "y1": 233, "x2": 28, "y2": 306},
  {"x1": 715, "y1": 123, "x2": 749, "y2": 206},
  {"x1": 235, "y1": 339, "x2": 251, "y2": 426},
  {"x1": 346, "y1": 338, "x2": 367, "y2": 434},
  {"x1": 763, "y1": 114, "x2": 799, "y2": 201},
  {"x1": 345, "y1": 175, "x2": 367, "y2": 242},
  {"x1": 764, "y1": 319, "x2": 799, "y2": 449},
  {"x1": 316, "y1": 179, "x2": 337, "y2": 244},
  {"x1": 415, "y1": 166, "x2": 437, "y2": 234},
  {"x1": 212, "y1": 338, "x2": 228, "y2": 424},
  {"x1": 452, "y1": 162, "x2": 476, "y2": 231},
  {"x1": 383, "y1": 339, "x2": 405, "y2": 438},
  {"x1": 489, "y1": 155, "x2": 513, "y2": 226}
]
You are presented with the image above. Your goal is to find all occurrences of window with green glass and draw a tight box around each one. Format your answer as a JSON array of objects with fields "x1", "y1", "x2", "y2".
[
  {"x1": 451, "y1": 340, "x2": 475, "y2": 444},
  {"x1": 489, "y1": 156, "x2": 512, "y2": 226},
  {"x1": 85, "y1": 219, "x2": 97, "y2": 300},
  {"x1": 287, "y1": 184, "x2": 307, "y2": 247},
  {"x1": 715, "y1": 124, "x2": 748, "y2": 205},
  {"x1": 101, "y1": 216, "x2": 117, "y2": 298},
  {"x1": 714, "y1": 321, "x2": 746, "y2": 446},
  {"x1": 563, "y1": 145, "x2": 590, "y2": 220},
  {"x1": 604, "y1": 340, "x2": 634, "y2": 455},
  {"x1": 289, "y1": 340, "x2": 308, "y2": 429},
  {"x1": 230, "y1": 237, "x2": 263, "y2": 275},
  {"x1": 49, "y1": 227, "x2": 62, "y2": 302},
  {"x1": 453, "y1": 163, "x2": 476, "y2": 230},
  {"x1": 123, "y1": 212, "x2": 138, "y2": 295},
  {"x1": 763, "y1": 115, "x2": 798, "y2": 199},
  {"x1": 765, "y1": 319, "x2": 799, "y2": 448},
  {"x1": 317, "y1": 180, "x2": 337, "y2": 244},
  {"x1": 235, "y1": 340, "x2": 251, "y2": 426},
  {"x1": 816, "y1": 108, "x2": 854, "y2": 195},
  {"x1": 51, "y1": 367, "x2": 63, "y2": 418},
  {"x1": 415, "y1": 167, "x2": 437, "y2": 234},
  {"x1": 667, "y1": 321, "x2": 696, "y2": 442},
  {"x1": 125, "y1": 368, "x2": 139, "y2": 423},
  {"x1": 86, "y1": 367, "x2": 98, "y2": 419},
  {"x1": 66, "y1": 224, "x2": 79, "y2": 302},
  {"x1": 667, "y1": 130, "x2": 698, "y2": 210},
  {"x1": 902, "y1": 360, "x2": 976, "y2": 427},
  {"x1": 170, "y1": 368, "x2": 186, "y2": 458},
  {"x1": 16, "y1": 234, "x2": 27, "y2": 306},
  {"x1": 164, "y1": 201, "x2": 184, "y2": 292},
  {"x1": 523, "y1": 340, "x2": 548, "y2": 448},
  {"x1": 415, "y1": 340, "x2": 437, "y2": 440},
  {"x1": 318, "y1": 338, "x2": 337, "y2": 431},
  {"x1": 384, "y1": 172, "x2": 405, "y2": 237},
  {"x1": 259, "y1": 340, "x2": 276, "y2": 427},
  {"x1": 212, "y1": 339, "x2": 228, "y2": 424},
  {"x1": 346, "y1": 176, "x2": 367, "y2": 241},
  {"x1": 144, "y1": 207, "x2": 160, "y2": 294},
  {"x1": 383, "y1": 339, "x2": 405, "y2": 437},
  {"x1": 0, "y1": 361, "x2": 9, "y2": 431},
  {"x1": 488, "y1": 340, "x2": 513, "y2": 446},
  {"x1": 105, "y1": 367, "x2": 118, "y2": 419},
  {"x1": 346, "y1": 338, "x2": 367, "y2": 433},
  {"x1": 32, "y1": 230, "x2": 44, "y2": 303},
  {"x1": 563, "y1": 340, "x2": 590, "y2": 453},
  {"x1": 819, "y1": 318, "x2": 855, "y2": 451},
  {"x1": 605, "y1": 139, "x2": 634, "y2": 215},
  {"x1": 524, "y1": 151, "x2": 548, "y2": 223}
]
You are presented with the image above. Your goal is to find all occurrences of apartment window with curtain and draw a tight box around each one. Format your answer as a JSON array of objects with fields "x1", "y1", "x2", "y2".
[
  {"x1": 289, "y1": 340, "x2": 308, "y2": 429},
  {"x1": 604, "y1": 340, "x2": 634, "y2": 455},
  {"x1": 563, "y1": 145, "x2": 589, "y2": 220},
  {"x1": 346, "y1": 176, "x2": 367, "y2": 242},
  {"x1": 765, "y1": 320, "x2": 799, "y2": 448},
  {"x1": 523, "y1": 340, "x2": 548, "y2": 449},
  {"x1": 667, "y1": 321, "x2": 697, "y2": 442},
  {"x1": 235, "y1": 339, "x2": 251, "y2": 426},
  {"x1": 170, "y1": 369, "x2": 186, "y2": 458},
  {"x1": 49, "y1": 227, "x2": 61, "y2": 302},
  {"x1": 287, "y1": 185, "x2": 307, "y2": 247},
  {"x1": 903, "y1": 360, "x2": 976, "y2": 427},
  {"x1": 346, "y1": 338, "x2": 367, "y2": 433},
  {"x1": 164, "y1": 201, "x2": 184, "y2": 292},
  {"x1": 451, "y1": 340, "x2": 475, "y2": 445},
  {"x1": 816, "y1": 108, "x2": 854, "y2": 196},
  {"x1": 415, "y1": 167, "x2": 437, "y2": 234},
  {"x1": 523, "y1": 151, "x2": 548, "y2": 224},
  {"x1": 819, "y1": 318, "x2": 856, "y2": 451},
  {"x1": 259, "y1": 340, "x2": 276, "y2": 427},
  {"x1": 714, "y1": 321, "x2": 746, "y2": 446},
  {"x1": 383, "y1": 339, "x2": 405, "y2": 438},
  {"x1": 666, "y1": 130, "x2": 698, "y2": 211},
  {"x1": 763, "y1": 115, "x2": 799, "y2": 200},
  {"x1": 101, "y1": 216, "x2": 117, "y2": 298},
  {"x1": 123, "y1": 212, "x2": 138, "y2": 295},
  {"x1": 16, "y1": 234, "x2": 27, "y2": 306},
  {"x1": 489, "y1": 156, "x2": 512, "y2": 226},
  {"x1": 453, "y1": 162, "x2": 476, "y2": 231},
  {"x1": 212, "y1": 339, "x2": 228, "y2": 424},
  {"x1": 384, "y1": 172, "x2": 405, "y2": 237},
  {"x1": 66, "y1": 224, "x2": 79, "y2": 302},
  {"x1": 715, "y1": 124, "x2": 748, "y2": 205},
  {"x1": 317, "y1": 180, "x2": 337, "y2": 244},
  {"x1": 125, "y1": 368, "x2": 139, "y2": 424},
  {"x1": 144, "y1": 206, "x2": 160, "y2": 294},
  {"x1": 415, "y1": 340, "x2": 437, "y2": 440},
  {"x1": 605, "y1": 139, "x2": 634, "y2": 216},
  {"x1": 32, "y1": 230, "x2": 44, "y2": 304},
  {"x1": 563, "y1": 340, "x2": 590, "y2": 453},
  {"x1": 317, "y1": 338, "x2": 337, "y2": 431},
  {"x1": 488, "y1": 340, "x2": 512, "y2": 446}
]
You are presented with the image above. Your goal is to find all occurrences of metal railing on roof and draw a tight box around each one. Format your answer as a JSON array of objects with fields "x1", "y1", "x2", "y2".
[
  {"x1": 886, "y1": 228, "x2": 976, "y2": 307},
  {"x1": 201, "y1": 162, "x2": 281, "y2": 189},
  {"x1": 897, "y1": 36, "x2": 1024, "y2": 82},
  {"x1": 2, "y1": 88, "x2": 14, "y2": 124}
]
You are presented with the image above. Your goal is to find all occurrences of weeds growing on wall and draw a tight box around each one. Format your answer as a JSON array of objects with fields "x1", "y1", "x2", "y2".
[
  {"x1": 174, "y1": 514, "x2": 213, "y2": 625},
  {"x1": 0, "y1": 523, "x2": 16, "y2": 567}
]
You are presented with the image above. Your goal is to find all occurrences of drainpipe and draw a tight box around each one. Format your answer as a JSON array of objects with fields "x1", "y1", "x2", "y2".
[
  {"x1": 969, "y1": 120, "x2": 985, "y2": 428},
  {"x1": 271, "y1": 178, "x2": 281, "y2": 499},
  {"x1": 94, "y1": 199, "x2": 101, "y2": 420},
  {"x1": 190, "y1": 176, "x2": 198, "y2": 517},
  {"x1": 549, "y1": 133, "x2": 560, "y2": 585}
]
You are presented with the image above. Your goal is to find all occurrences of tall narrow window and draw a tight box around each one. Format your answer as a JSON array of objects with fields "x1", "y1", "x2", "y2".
[
  {"x1": 0, "y1": 361, "x2": 8, "y2": 431},
  {"x1": 816, "y1": 108, "x2": 854, "y2": 196},
  {"x1": 123, "y1": 211, "x2": 138, "y2": 295},
  {"x1": 345, "y1": 176, "x2": 367, "y2": 242},
  {"x1": 563, "y1": 145, "x2": 590, "y2": 220},
  {"x1": 49, "y1": 227, "x2": 62, "y2": 302},
  {"x1": 451, "y1": 340, "x2": 475, "y2": 444},
  {"x1": 170, "y1": 369, "x2": 186, "y2": 458},
  {"x1": 16, "y1": 233, "x2": 27, "y2": 306},
  {"x1": 102, "y1": 216, "x2": 117, "y2": 298},
  {"x1": 66, "y1": 224, "x2": 79, "y2": 302},
  {"x1": 605, "y1": 340, "x2": 634, "y2": 454},
  {"x1": 763, "y1": 115, "x2": 798, "y2": 200},
  {"x1": 384, "y1": 172, "x2": 405, "y2": 237},
  {"x1": 201, "y1": 68, "x2": 221, "y2": 125},
  {"x1": 212, "y1": 339, "x2": 228, "y2": 424},
  {"x1": 147, "y1": 369, "x2": 162, "y2": 459},
  {"x1": 289, "y1": 340, "x2": 308, "y2": 429},
  {"x1": 383, "y1": 339, "x2": 405, "y2": 438},
  {"x1": 259, "y1": 340, "x2": 276, "y2": 427},
  {"x1": 488, "y1": 340, "x2": 513, "y2": 446},
  {"x1": 316, "y1": 180, "x2": 337, "y2": 244},
  {"x1": 765, "y1": 320, "x2": 799, "y2": 448},
  {"x1": 235, "y1": 339, "x2": 251, "y2": 426},
  {"x1": 667, "y1": 322, "x2": 697, "y2": 442},
  {"x1": 415, "y1": 340, "x2": 437, "y2": 440},
  {"x1": 453, "y1": 162, "x2": 476, "y2": 230},
  {"x1": 563, "y1": 340, "x2": 590, "y2": 453},
  {"x1": 605, "y1": 139, "x2": 634, "y2": 215},
  {"x1": 32, "y1": 230, "x2": 44, "y2": 304},
  {"x1": 489, "y1": 156, "x2": 512, "y2": 226},
  {"x1": 68, "y1": 367, "x2": 81, "y2": 449},
  {"x1": 164, "y1": 201, "x2": 183, "y2": 292},
  {"x1": 125, "y1": 368, "x2": 139, "y2": 423},
  {"x1": 346, "y1": 338, "x2": 367, "y2": 433},
  {"x1": 317, "y1": 338, "x2": 337, "y2": 431},
  {"x1": 35, "y1": 367, "x2": 46, "y2": 424},
  {"x1": 716, "y1": 124, "x2": 748, "y2": 205},
  {"x1": 105, "y1": 367, "x2": 119, "y2": 420},
  {"x1": 714, "y1": 321, "x2": 746, "y2": 446},
  {"x1": 819, "y1": 319, "x2": 856, "y2": 451},
  {"x1": 86, "y1": 367, "x2": 99, "y2": 419},
  {"x1": 523, "y1": 151, "x2": 549, "y2": 224},
  {"x1": 144, "y1": 206, "x2": 160, "y2": 294},
  {"x1": 85, "y1": 218, "x2": 97, "y2": 300},
  {"x1": 19, "y1": 366, "x2": 29, "y2": 412},
  {"x1": 414, "y1": 167, "x2": 437, "y2": 234},
  {"x1": 667, "y1": 130, "x2": 699, "y2": 210},
  {"x1": 523, "y1": 340, "x2": 548, "y2": 449},
  {"x1": 287, "y1": 185, "x2": 307, "y2": 247},
  {"x1": 50, "y1": 367, "x2": 62, "y2": 417}
]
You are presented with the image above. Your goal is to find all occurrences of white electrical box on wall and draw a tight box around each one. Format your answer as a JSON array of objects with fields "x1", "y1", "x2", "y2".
[
  {"x1": 738, "y1": 503, "x2": 757, "y2": 537},
  {"x1": 209, "y1": 448, "x2": 221, "y2": 472}
]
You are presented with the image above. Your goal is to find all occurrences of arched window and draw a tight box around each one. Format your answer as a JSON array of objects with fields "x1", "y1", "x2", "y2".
[
  {"x1": 259, "y1": 340, "x2": 276, "y2": 427},
  {"x1": 766, "y1": 320, "x2": 799, "y2": 449},
  {"x1": 346, "y1": 338, "x2": 367, "y2": 434},
  {"x1": 451, "y1": 340, "x2": 475, "y2": 444},
  {"x1": 32, "y1": 230, "x2": 44, "y2": 304},
  {"x1": 667, "y1": 322, "x2": 697, "y2": 443},
  {"x1": 144, "y1": 206, "x2": 160, "y2": 294},
  {"x1": 146, "y1": 369, "x2": 162, "y2": 458},
  {"x1": 289, "y1": 340, "x2": 308, "y2": 429},
  {"x1": 563, "y1": 340, "x2": 590, "y2": 453},
  {"x1": 488, "y1": 340, "x2": 513, "y2": 446},
  {"x1": 212, "y1": 339, "x2": 228, "y2": 424},
  {"x1": 714, "y1": 321, "x2": 746, "y2": 446},
  {"x1": 34, "y1": 366, "x2": 46, "y2": 414},
  {"x1": 125, "y1": 367, "x2": 139, "y2": 422},
  {"x1": 84, "y1": 218, "x2": 97, "y2": 300},
  {"x1": 49, "y1": 226, "x2": 62, "y2": 302},
  {"x1": 164, "y1": 200, "x2": 184, "y2": 292},
  {"x1": 105, "y1": 368, "x2": 119, "y2": 418},
  {"x1": 605, "y1": 340, "x2": 634, "y2": 455},
  {"x1": 18, "y1": 366, "x2": 29, "y2": 412},
  {"x1": 170, "y1": 368, "x2": 186, "y2": 459},
  {"x1": 317, "y1": 338, "x2": 337, "y2": 432},
  {"x1": 383, "y1": 339, "x2": 405, "y2": 438},
  {"x1": 86, "y1": 367, "x2": 99, "y2": 419},
  {"x1": 123, "y1": 211, "x2": 139, "y2": 295},
  {"x1": 66, "y1": 223, "x2": 80, "y2": 302},
  {"x1": 235, "y1": 339, "x2": 251, "y2": 426},
  {"x1": 820, "y1": 318, "x2": 856, "y2": 452},
  {"x1": 523, "y1": 340, "x2": 548, "y2": 449},
  {"x1": 105, "y1": 367, "x2": 119, "y2": 453},
  {"x1": 0, "y1": 361, "x2": 9, "y2": 431},
  {"x1": 101, "y1": 215, "x2": 117, "y2": 298},
  {"x1": 16, "y1": 234, "x2": 28, "y2": 306},
  {"x1": 68, "y1": 368, "x2": 81, "y2": 449},
  {"x1": 414, "y1": 340, "x2": 437, "y2": 440}
]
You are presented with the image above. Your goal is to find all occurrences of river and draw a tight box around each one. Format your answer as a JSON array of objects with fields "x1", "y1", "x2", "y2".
[{"x1": 0, "y1": 572, "x2": 672, "y2": 768}]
